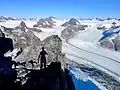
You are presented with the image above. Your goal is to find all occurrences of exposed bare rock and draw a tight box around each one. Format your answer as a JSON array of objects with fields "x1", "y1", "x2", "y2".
[
  {"x1": 28, "y1": 28, "x2": 42, "y2": 33},
  {"x1": 0, "y1": 16, "x2": 6, "y2": 21},
  {"x1": 0, "y1": 16, "x2": 15, "y2": 21},
  {"x1": 61, "y1": 28, "x2": 75, "y2": 39},
  {"x1": 1, "y1": 26, "x2": 14, "y2": 32},
  {"x1": 96, "y1": 18, "x2": 104, "y2": 21},
  {"x1": 112, "y1": 39, "x2": 120, "y2": 51},
  {"x1": 12, "y1": 21, "x2": 41, "y2": 33},
  {"x1": 61, "y1": 25, "x2": 87, "y2": 39},
  {"x1": 0, "y1": 29, "x2": 5, "y2": 37},
  {"x1": 43, "y1": 35, "x2": 62, "y2": 62},
  {"x1": 13, "y1": 30, "x2": 41, "y2": 49},
  {"x1": 1, "y1": 21, "x2": 41, "y2": 49},
  {"x1": 15, "y1": 21, "x2": 27, "y2": 32},
  {"x1": 23, "y1": 30, "x2": 41, "y2": 46},
  {"x1": 99, "y1": 38, "x2": 114, "y2": 50},
  {"x1": 14, "y1": 35, "x2": 65, "y2": 69},
  {"x1": 61, "y1": 18, "x2": 80, "y2": 27},
  {"x1": 97, "y1": 26, "x2": 106, "y2": 30},
  {"x1": 1, "y1": 30, "x2": 40, "y2": 50},
  {"x1": 33, "y1": 17, "x2": 56, "y2": 28}
]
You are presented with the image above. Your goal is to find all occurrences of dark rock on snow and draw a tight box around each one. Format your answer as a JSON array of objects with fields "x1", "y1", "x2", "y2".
[
  {"x1": 61, "y1": 18, "x2": 80, "y2": 27},
  {"x1": 33, "y1": 17, "x2": 56, "y2": 28}
]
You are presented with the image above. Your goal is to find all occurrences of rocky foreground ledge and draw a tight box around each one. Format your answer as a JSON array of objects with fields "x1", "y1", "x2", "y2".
[
  {"x1": 0, "y1": 37, "x2": 74, "y2": 90},
  {"x1": 0, "y1": 60, "x2": 75, "y2": 90}
]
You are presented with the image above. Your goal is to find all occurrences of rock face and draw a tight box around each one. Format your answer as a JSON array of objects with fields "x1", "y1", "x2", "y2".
[
  {"x1": 61, "y1": 25, "x2": 88, "y2": 39},
  {"x1": 0, "y1": 37, "x2": 73, "y2": 90},
  {"x1": 1, "y1": 21, "x2": 41, "y2": 49},
  {"x1": 97, "y1": 26, "x2": 106, "y2": 30},
  {"x1": 96, "y1": 18, "x2": 104, "y2": 21},
  {"x1": 15, "y1": 21, "x2": 27, "y2": 32},
  {"x1": 0, "y1": 29, "x2": 5, "y2": 37},
  {"x1": 14, "y1": 30, "x2": 41, "y2": 49},
  {"x1": 61, "y1": 18, "x2": 80, "y2": 27},
  {"x1": 33, "y1": 17, "x2": 56, "y2": 28},
  {"x1": 24, "y1": 30, "x2": 40, "y2": 46},
  {"x1": 22, "y1": 62, "x2": 75, "y2": 90},
  {"x1": 15, "y1": 35, "x2": 65, "y2": 69},
  {"x1": 112, "y1": 39, "x2": 120, "y2": 51},
  {"x1": 43, "y1": 35, "x2": 62, "y2": 62},
  {"x1": 61, "y1": 28, "x2": 75, "y2": 39},
  {"x1": 61, "y1": 18, "x2": 88, "y2": 39},
  {"x1": 0, "y1": 16, "x2": 15, "y2": 21},
  {"x1": 99, "y1": 34, "x2": 120, "y2": 51},
  {"x1": 99, "y1": 38, "x2": 114, "y2": 50}
]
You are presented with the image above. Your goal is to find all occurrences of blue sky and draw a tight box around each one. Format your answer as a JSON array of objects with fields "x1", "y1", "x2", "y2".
[{"x1": 0, "y1": 0, "x2": 120, "y2": 18}]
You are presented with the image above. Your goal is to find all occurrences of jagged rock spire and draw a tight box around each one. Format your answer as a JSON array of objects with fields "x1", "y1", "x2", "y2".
[{"x1": 15, "y1": 21, "x2": 27, "y2": 32}]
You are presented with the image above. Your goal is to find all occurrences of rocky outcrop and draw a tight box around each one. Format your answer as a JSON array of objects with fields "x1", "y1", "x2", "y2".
[
  {"x1": 99, "y1": 38, "x2": 114, "y2": 50},
  {"x1": 22, "y1": 62, "x2": 75, "y2": 90},
  {"x1": 15, "y1": 35, "x2": 65, "y2": 69},
  {"x1": 96, "y1": 18, "x2": 104, "y2": 21},
  {"x1": 33, "y1": 17, "x2": 56, "y2": 28},
  {"x1": 43, "y1": 35, "x2": 62, "y2": 62},
  {"x1": 61, "y1": 25, "x2": 87, "y2": 39},
  {"x1": 15, "y1": 21, "x2": 27, "y2": 32},
  {"x1": 99, "y1": 33, "x2": 120, "y2": 51},
  {"x1": 61, "y1": 18, "x2": 80, "y2": 27},
  {"x1": 97, "y1": 26, "x2": 106, "y2": 30},
  {"x1": 0, "y1": 16, "x2": 15, "y2": 21},
  {"x1": 13, "y1": 30, "x2": 41, "y2": 49},
  {"x1": 28, "y1": 28, "x2": 42, "y2": 33},
  {"x1": 23, "y1": 30, "x2": 41, "y2": 46},
  {"x1": 1, "y1": 21, "x2": 41, "y2": 33},
  {"x1": 61, "y1": 28, "x2": 75, "y2": 39},
  {"x1": 0, "y1": 29, "x2": 5, "y2": 37},
  {"x1": 0, "y1": 37, "x2": 73, "y2": 90},
  {"x1": 112, "y1": 39, "x2": 120, "y2": 51},
  {"x1": 1, "y1": 21, "x2": 41, "y2": 49}
]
